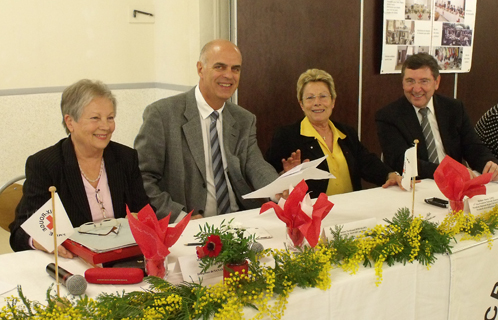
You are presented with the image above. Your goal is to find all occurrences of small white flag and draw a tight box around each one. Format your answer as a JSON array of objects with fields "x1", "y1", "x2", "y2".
[
  {"x1": 402, "y1": 146, "x2": 418, "y2": 191},
  {"x1": 21, "y1": 193, "x2": 74, "y2": 252}
]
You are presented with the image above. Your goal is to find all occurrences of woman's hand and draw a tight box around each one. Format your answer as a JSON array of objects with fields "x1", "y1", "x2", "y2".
[
  {"x1": 281, "y1": 149, "x2": 309, "y2": 173},
  {"x1": 33, "y1": 240, "x2": 74, "y2": 259}
]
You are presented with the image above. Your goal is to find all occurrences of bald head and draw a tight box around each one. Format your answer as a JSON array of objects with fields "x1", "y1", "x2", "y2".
[{"x1": 199, "y1": 39, "x2": 242, "y2": 66}]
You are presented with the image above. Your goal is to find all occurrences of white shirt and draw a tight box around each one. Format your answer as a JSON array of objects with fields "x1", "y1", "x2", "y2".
[
  {"x1": 195, "y1": 85, "x2": 239, "y2": 217},
  {"x1": 413, "y1": 97, "x2": 446, "y2": 163}
]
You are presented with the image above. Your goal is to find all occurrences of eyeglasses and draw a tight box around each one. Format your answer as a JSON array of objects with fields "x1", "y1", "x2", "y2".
[
  {"x1": 403, "y1": 78, "x2": 433, "y2": 87},
  {"x1": 303, "y1": 94, "x2": 331, "y2": 104},
  {"x1": 95, "y1": 189, "x2": 108, "y2": 219},
  {"x1": 78, "y1": 218, "x2": 121, "y2": 236}
]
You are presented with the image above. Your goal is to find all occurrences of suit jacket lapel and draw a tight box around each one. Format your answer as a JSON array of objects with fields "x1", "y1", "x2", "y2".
[
  {"x1": 400, "y1": 98, "x2": 429, "y2": 159},
  {"x1": 62, "y1": 138, "x2": 93, "y2": 222},
  {"x1": 182, "y1": 89, "x2": 207, "y2": 181},
  {"x1": 432, "y1": 94, "x2": 449, "y2": 152},
  {"x1": 221, "y1": 105, "x2": 239, "y2": 156},
  {"x1": 301, "y1": 136, "x2": 324, "y2": 160}
]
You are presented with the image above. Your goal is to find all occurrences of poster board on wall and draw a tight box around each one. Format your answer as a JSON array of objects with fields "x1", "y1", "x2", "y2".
[{"x1": 381, "y1": 0, "x2": 476, "y2": 74}]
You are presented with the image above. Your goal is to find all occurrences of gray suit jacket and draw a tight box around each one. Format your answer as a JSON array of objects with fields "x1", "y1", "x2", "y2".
[{"x1": 134, "y1": 87, "x2": 279, "y2": 221}]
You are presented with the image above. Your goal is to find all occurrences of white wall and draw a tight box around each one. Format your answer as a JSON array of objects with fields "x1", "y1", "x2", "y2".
[{"x1": 0, "y1": 0, "x2": 229, "y2": 186}]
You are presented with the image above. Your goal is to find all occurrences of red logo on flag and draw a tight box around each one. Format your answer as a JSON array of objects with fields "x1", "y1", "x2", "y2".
[{"x1": 46, "y1": 215, "x2": 54, "y2": 230}]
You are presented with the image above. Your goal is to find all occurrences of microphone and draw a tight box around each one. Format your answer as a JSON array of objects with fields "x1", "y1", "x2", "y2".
[
  {"x1": 46, "y1": 263, "x2": 87, "y2": 295},
  {"x1": 248, "y1": 242, "x2": 264, "y2": 254}
]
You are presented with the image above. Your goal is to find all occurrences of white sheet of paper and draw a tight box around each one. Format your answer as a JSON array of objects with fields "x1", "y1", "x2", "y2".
[
  {"x1": 322, "y1": 218, "x2": 377, "y2": 240},
  {"x1": 178, "y1": 255, "x2": 223, "y2": 282},
  {"x1": 242, "y1": 156, "x2": 334, "y2": 199},
  {"x1": 468, "y1": 193, "x2": 498, "y2": 215}
]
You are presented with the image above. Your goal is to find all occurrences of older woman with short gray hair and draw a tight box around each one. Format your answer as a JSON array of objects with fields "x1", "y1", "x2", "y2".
[{"x1": 10, "y1": 79, "x2": 149, "y2": 256}]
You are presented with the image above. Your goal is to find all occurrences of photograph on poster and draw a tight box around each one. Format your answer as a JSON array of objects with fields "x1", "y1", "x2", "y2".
[
  {"x1": 405, "y1": 0, "x2": 432, "y2": 21},
  {"x1": 434, "y1": 46, "x2": 463, "y2": 71},
  {"x1": 442, "y1": 23, "x2": 472, "y2": 46},
  {"x1": 435, "y1": 0, "x2": 466, "y2": 23},
  {"x1": 395, "y1": 46, "x2": 430, "y2": 70},
  {"x1": 386, "y1": 20, "x2": 415, "y2": 45}
]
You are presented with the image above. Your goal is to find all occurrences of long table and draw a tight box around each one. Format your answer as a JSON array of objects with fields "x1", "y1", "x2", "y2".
[{"x1": 1, "y1": 179, "x2": 498, "y2": 319}]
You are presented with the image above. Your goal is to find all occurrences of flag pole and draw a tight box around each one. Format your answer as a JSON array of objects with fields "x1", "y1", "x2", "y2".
[
  {"x1": 411, "y1": 140, "x2": 419, "y2": 219},
  {"x1": 49, "y1": 186, "x2": 60, "y2": 298}
]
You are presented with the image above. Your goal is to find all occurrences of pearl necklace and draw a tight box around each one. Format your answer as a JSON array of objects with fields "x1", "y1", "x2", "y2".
[{"x1": 79, "y1": 158, "x2": 104, "y2": 183}]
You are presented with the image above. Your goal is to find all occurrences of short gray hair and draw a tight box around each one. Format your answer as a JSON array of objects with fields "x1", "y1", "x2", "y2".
[{"x1": 61, "y1": 79, "x2": 116, "y2": 135}]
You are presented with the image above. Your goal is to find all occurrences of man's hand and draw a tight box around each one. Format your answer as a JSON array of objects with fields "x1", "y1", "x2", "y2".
[
  {"x1": 190, "y1": 214, "x2": 203, "y2": 220},
  {"x1": 482, "y1": 161, "x2": 498, "y2": 181},
  {"x1": 382, "y1": 172, "x2": 404, "y2": 190},
  {"x1": 33, "y1": 240, "x2": 74, "y2": 259},
  {"x1": 281, "y1": 149, "x2": 309, "y2": 173},
  {"x1": 275, "y1": 189, "x2": 290, "y2": 201}
]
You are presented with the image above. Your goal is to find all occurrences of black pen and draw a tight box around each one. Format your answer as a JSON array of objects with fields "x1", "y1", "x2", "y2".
[{"x1": 184, "y1": 242, "x2": 203, "y2": 246}]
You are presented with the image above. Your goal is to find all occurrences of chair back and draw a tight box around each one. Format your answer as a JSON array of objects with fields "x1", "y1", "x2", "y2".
[{"x1": 0, "y1": 176, "x2": 25, "y2": 232}]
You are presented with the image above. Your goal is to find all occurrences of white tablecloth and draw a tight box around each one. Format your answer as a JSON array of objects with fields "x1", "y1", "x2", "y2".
[{"x1": 1, "y1": 179, "x2": 497, "y2": 319}]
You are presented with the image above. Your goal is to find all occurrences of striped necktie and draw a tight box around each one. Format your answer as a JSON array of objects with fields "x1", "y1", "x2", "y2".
[
  {"x1": 209, "y1": 111, "x2": 230, "y2": 214},
  {"x1": 419, "y1": 108, "x2": 439, "y2": 164}
]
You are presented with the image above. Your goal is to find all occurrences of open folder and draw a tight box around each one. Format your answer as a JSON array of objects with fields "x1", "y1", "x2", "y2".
[{"x1": 242, "y1": 156, "x2": 334, "y2": 199}]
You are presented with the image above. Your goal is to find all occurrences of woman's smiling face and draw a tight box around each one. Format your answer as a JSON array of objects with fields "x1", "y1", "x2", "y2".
[{"x1": 300, "y1": 81, "x2": 335, "y2": 126}]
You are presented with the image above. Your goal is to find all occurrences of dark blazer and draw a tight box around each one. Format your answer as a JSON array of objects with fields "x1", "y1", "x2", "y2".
[
  {"x1": 376, "y1": 94, "x2": 497, "y2": 179},
  {"x1": 10, "y1": 137, "x2": 150, "y2": 252},
  {"x1": 265, "y1": 120, "x2": 392, "y2": 198},
  {"x1": 134, "y1": 87, "x2": 279, "y2": 221}
]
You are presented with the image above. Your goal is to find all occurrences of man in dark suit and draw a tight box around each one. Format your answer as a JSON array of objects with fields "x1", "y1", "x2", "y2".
[
  {"x1": 135, "y1": 39, "x2": 281, "y2": 222},
  {"x1": 376, "y1": 53, "x2": 498, "y2": 180}
]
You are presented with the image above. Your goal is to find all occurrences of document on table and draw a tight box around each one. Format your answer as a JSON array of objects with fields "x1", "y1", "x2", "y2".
[
  {"x1": 242, "y1": 156, "x2": 334, "y2": 199},
  {"x1": 68, "y1": 218, "x2": 137, "y2": 253}
]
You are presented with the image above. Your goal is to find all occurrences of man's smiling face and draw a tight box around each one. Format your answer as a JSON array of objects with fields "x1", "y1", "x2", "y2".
[
  {"x1": 197, "y1": 41, "x2": 242, "y2": 110},
  {"x1": 402, "y1": 66, "x2": 440, "y2": 109}
]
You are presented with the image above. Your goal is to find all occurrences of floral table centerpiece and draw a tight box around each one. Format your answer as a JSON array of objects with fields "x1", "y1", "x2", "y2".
[{"x1": 195, "y1": 219, "x2": 257, "y2": 280}]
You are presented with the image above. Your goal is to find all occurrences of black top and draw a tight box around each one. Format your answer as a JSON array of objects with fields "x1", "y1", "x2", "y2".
[
  {"x1": 10, "y1": 137, "x2": 150, "y2": 251},
  {"x1": 265, "y1": 120, "x2": 392, "y2": 198}
]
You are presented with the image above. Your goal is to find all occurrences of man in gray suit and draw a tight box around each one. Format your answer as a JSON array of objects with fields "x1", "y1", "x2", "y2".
[{"x1": 135, "y1": 39, "x2": 281, "y2": 221}]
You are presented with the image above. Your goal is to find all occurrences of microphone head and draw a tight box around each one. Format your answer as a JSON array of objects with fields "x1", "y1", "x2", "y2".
[
  {"x1": 65, "y1": 275, "x2": 87, "y2": 295},
  {"x1": 249, "y1": 242, "x2": 264, "y2": 254}
]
